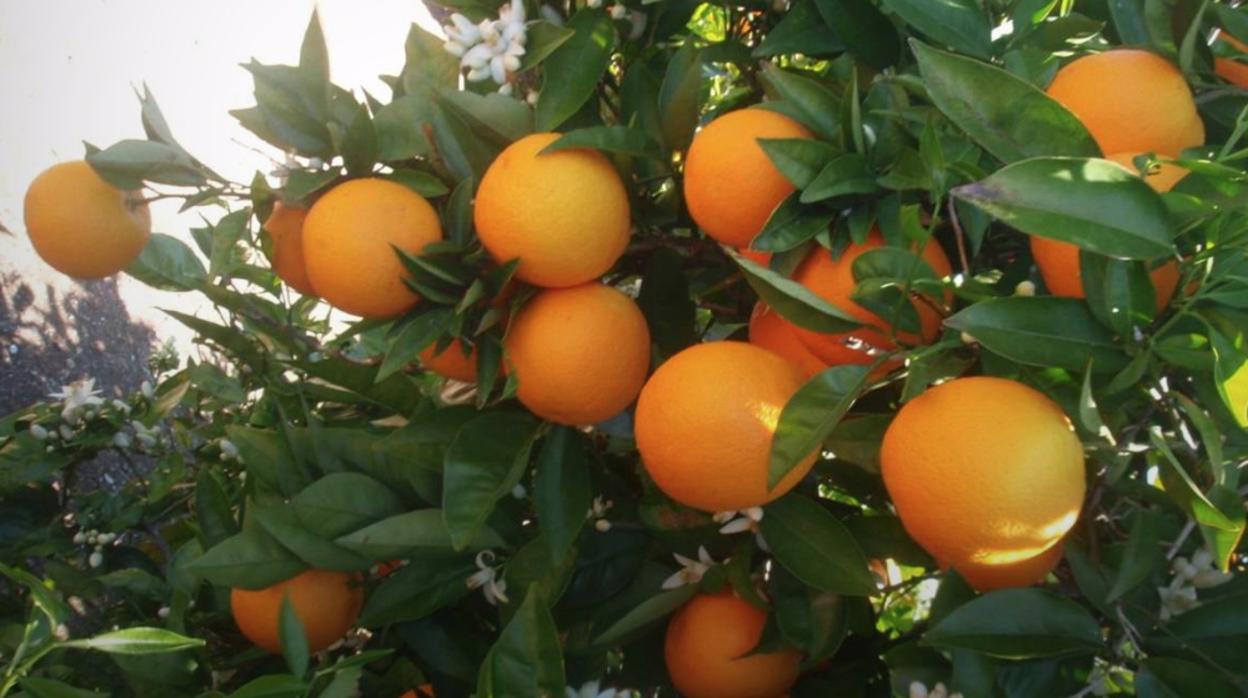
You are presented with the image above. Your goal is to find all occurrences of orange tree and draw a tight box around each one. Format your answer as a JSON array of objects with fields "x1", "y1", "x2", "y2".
[{"x1": 4, "y1": 0, "x2": 1248, "y2": 696}]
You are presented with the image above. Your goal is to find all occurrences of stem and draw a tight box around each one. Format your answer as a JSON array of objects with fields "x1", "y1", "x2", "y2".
[{"x1": 946, "y1": 197, "x2": 971, "y2": 274}]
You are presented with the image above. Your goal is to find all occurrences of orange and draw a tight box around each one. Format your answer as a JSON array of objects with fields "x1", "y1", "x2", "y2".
[
  {"x1": 880, "y1": 377, "x2": 1086, "y2": 591},
  {"x1": 420, "y1": 339, "x2": 479, "y2": 382},
  {"x1": 684, "y1": 109, "x2": 813, "y2": 247},
  {"x1": 400, "y1": 686, "x2": 435, "y2": 698},
  {"x1": 504, "y1": 283, "x2": 650, "y2": 426},
  {"x1": 664, "y1": 591, "x2": 802, "y2": 698},
  {"x1": 748, "y1": 302, "x2": 828, "y2": 379},
  {"x1": 474, "y1": 133, "x2": 630, "y2": 288},
  {"x1": 23, "y1": 161, "x2": 151, "y2": 279},
  {"x1": 263, "y1": 202, "x2": 317, "y2": 296},
  {"x1": 737, "y1": 247, "x2": 773, "y2": 267},
  {"x1": 303, "y1": 178, "x2": 443, "y2": 319},
  {"x1": 1045, "y1": 49, "x2": 1204, "y2": 157},
  {"x1": 635, "y1": 341, "x2": 815, "y2": 512},
  {"x1": 790, "y1": 231, "x2": 952, "y2": 368},
  {"x1": 230, "y1": 569, "x2": 364, "y2": 654},
  {"x1": 1030, "y1": 152, "x2": 1184, "y2": 312},
  {"x1": 1216, "y1": 32, "x2": 1248, "y2": 88}
]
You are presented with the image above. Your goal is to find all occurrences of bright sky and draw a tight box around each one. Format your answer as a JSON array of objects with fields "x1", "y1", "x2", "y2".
[{"x1": 0, "y1": 0, "x2": 442, "y2": 351}]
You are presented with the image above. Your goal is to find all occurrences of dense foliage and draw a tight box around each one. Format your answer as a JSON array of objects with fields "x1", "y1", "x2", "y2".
[{"x1": 3, "y1": 0, "x2": 1248, "y2": 696}]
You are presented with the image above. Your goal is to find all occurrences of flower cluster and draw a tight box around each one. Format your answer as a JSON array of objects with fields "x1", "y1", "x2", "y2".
[
  {"x1": 1159, "y1": 547, "x2": 1233, "y2": 620},
  {"x1": 661, "y1": 545, "x2": 722, "y2": 590},
  {"x1": 566, "y1": 681, "x2": 631, "y2": 698},
  {"x1": 72, "y1": 527, "x2": 117, "y2": 568},
  {"x1": 715, "y1": 507, "x2": 767, "y2": 550},
  {"x1": 466, "y1": 550, "x2": 510, "y2": 605},
  {"x1": 443, "y1": 0, "x2": 528, "y2": 94},
  {"x1": 909, "y1": 682, "x2": 963, "y2": 698}
]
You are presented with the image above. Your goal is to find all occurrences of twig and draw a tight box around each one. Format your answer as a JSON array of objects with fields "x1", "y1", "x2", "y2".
[{"x1": 947, "y1": 197, "x2": 971, "y2": 274}]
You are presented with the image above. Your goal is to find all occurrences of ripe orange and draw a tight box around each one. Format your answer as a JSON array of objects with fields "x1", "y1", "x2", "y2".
[
  {"x1": 1045, "y1": 49, "x2": 1204, "y2": 157},
  {"x1": 1030, "y1": 152, "x2": 1184, "y2": 312},
  {"x1": 880, "y1": 377, "x2": 1086, "y2": 591},
  {"x1": 399, "y1": 686, "x2": 435, "y2": 698},
  {"x1": 635, "y1": 341, "x2": 815, "y2": 512},
  {"x1": 684, "y1": 108, "x2": 813, "y2": 247},
  {"x1": 790, "y1": 231, "x2": 951, "y2": 368},
  {"x1": 664, "y1": 591, "x2": 802, "y2": 698},
  {"x1": 504, "y1": 283, "x2": 650, "y2": 426},
  {"x1": 303, "y1": 178, "x2": 443, "y2": 319},
  {"x1": 474, "y1": 133, "x2": 631, "y2": 288},
  {"x1": 1216, "y1": 32, "x2": 1248, "y2": 89},
  {"x1": 263, "y1": 202, "x2": 317, "y2": 296},
  {"x1": 230, "y1": 569, "x2": 364, "y2": 654},
  {"x1": 737, "y1": 247, "x2": 773, "y2": 267},
  {"x1": 748, "y1": 302, "x2": 828, "y2": 379},
  {"x1": 419, "y1": 339, "x2": 478, "y2": 383},
  {"x1": 23, "y1": 161, "x2": 151, "y2": 279}
]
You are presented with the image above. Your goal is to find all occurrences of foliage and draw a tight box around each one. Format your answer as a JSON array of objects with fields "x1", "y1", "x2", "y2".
[{"x1": 4, "y1": 0, "x2": 1248, "y2": 696}]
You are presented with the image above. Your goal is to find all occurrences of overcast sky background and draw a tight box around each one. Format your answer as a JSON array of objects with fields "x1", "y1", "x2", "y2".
[{"x1": 0, "y1": 0, "x2": 442, "y2": 358}]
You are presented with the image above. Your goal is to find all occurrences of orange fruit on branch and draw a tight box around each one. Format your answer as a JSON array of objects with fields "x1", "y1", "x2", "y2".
[
  {"x1": 1045, "y1": 49, "x2": 1204, "y2": 157},
  {"x1": 263, "y1": 202, "x2": 317, "y2": 296},
  {"x1": 635, "y1": 341, "x2": 815, "y2": 512},
  {"x1": 880, "y1": 377, "x2": 1086, "y2": 591},
  {"x1": 504, "y1": 283, "x2": 650, "y2": 426},
  {"x1": 748, "y1": 302, "x2": 828, "y2": 379},
  {"x1": 230, "y1": 568, "x2": 364, "y2": 654},
  {"x1": 24, "y1": 161, "x2": 151, "y2": 279},
  {"x1": 420, "y1": 339, "x2": 479, "y2": 383},
  {"x1": 303, "y1": 177, "x2": 443, "y2": 319},
  {"x1": 684, "y1": 108, "x2": 813, "y2": 247},
  {"x1": 664, "y1": 591, "x2": 801, "y2": 698},
  {"x1": 475, "y1": 133, "x2": 631, "y2": 288},
  {"x1": 790, "y1": 231, "x2": 952, "y2": 369}
]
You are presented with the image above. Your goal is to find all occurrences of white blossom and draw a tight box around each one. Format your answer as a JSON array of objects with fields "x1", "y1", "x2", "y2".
[
  {"x1": 29, "y1": 424, "x2": 48, "y2": 440},
  {"x1": 566, "y1": 681, "x2": 625, "y2": 698},
  {"x1": 72, "y1": 531, "x2": 86, "y2": 545},
  {"x1": 511, "y1": 482, "x2": 527, "y2": 499},
  {"x1": 909, "y1": 682, "x2": 962, "y2": 698},
  {"x1": 526, "y1": 90, "x2": 540, "y2": 106},
  {"x1": 132, "y1": 421, "x2": 159, "y2": 448},
  {"x1": 140, "y1": 380, "x2": 154, "y2": 399},
  {"x1": 58, "y1": 424, "x2": 75, "y2": 441},
  {"x1": 587, "y1": 0, "x2": 603, "y2": 7},
  {"x1": 540, "y1": 5, "x2": 564, "y2": 25},
  {"x1": 714, "y1": 507, "x2": 768, "y2": 549},
  {"x1": 1014, "y1": 280, "x2": 1036, "y2": 297},
  {"x1": 157, "y1": 606, "x2": 171, "y2": 619},
  {"x1": 661, "y1": 546, "x2": 719, "y2": 590},
  {"x1": 111, "y1": 399, "x2": 131, "y2": 414},
  {"x1": 465, "y1": 550, "x2": 510, "y2": 605},
  {"x1": 112, "y1": 432, "x2": 132, "y2": 448},
  {"x1": 88, "y1": 551, "x2": 104, "y2": 568},
  {"x1": 446, "y1": 0, "x2": 528, "y2": 89},
  {"x1": 609, "y1": 3, "x2": 628, "y2": 20},
  {"x1": 49, "y1": 378, "x2": 104, "y2": 413},
  {"x1": 219, "y1": 439, "x2": 240, "y2": 459}
]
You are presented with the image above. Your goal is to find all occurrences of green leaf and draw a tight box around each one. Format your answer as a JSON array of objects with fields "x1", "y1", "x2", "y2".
[
  {"x1": 771, "y1": 565, "x2": 848, "y2": 661},
  {"x1": 1106, "y1": 509, "x2": 1163, "y2": 601},
  {"x1": 195, "y1": 469, "x2": 237, "y2": 549},
  {"x1": 374, "y1": 96, "x2": 432, "y2": 161},
  {"x1": 760, "y1": 494, "x2": 877, "y2": 596},
  {"x1": 279, "y1": 595, "x2": 310, "y2": 678},
  {"x1": 1148, "y1": 592, "x2": 1248, "y2": 669},
  {"x1": 1080, "y1": 253, "x2": 1157, "y2": 338},
  {"x1": 755, "y1": 0, "x2": 844, "y2": 57},
  {"x1": 228, "y1": 674, "x2": 308, "y2": 698},
  {"x1": 751, "y1": 194, "x2": 835, "y2": 253},
  {"x1": 185, "y1": 526, "x2": 306, "y2": 589},
  {"x1": 801, "y1": 153, "x2": 879, "y2": 202},
  {"x1": 770, "y1": 365, "x2": 871, "y2": 488},
  {"x1": 520, "y1": 20, "x2": 576, "y2": 70},
  {"x1": 358, "y1": 557, "x2": 475, "y2": 627},
  {"x1": 384, "y1": 168, "x2": 450, "y2": 197},
  {"x1": 18, "y1": 677, "x2": 108, "y2": 698},
  {"x1": 378, "y1": 308, "x2": 454, "y2": 381},
  {"x1": 87, "y1": 139, "x2": 208, "y2": 188},
  {"x1": 730, "y1": 250, "x2": 861, "y2": 334},
  {"x1": 1136, "y1": 657, "x2": 1245, "y2": 698},
  {"x1": 535, "y1": 9, "x2": 615, "y2": 131},
  {"x1": 299, "y1": 9, "x2": 330, "y2": 86},
  {"x1": 542, "y1": 125, "x2": 664, "y2": 160},
  {"x1": 885, "y1": 0, "x2": 991, "y2": 58},
  {"x1": 290, "y1": 472, "x2": 404, "y2": 538},
  {"x1": 437, "y1": 88, "x2": 535, "y2": 144},
  {"x1": 758, "y1": 138, "x2": 841, "y2": 189},
  {"x1": 814, "y1": 0, "x2": 900, "y2": 69},
  {"x1": 913, "y1": 41, "x2": 1100, "y2": 163},
  {"x1": 533, "y1": 427, "x2": 592, "y2": 564},
  {"x1": 400, "y1": 23, "x2": 460, "y2": 95},
  {"x1": 63, "y1": 627, "x2": 205, "y2": 655},
  {"x1": 125, "y1": 234, "x2": 207, "y2": 292},
  {"x1": 591, "y1": 584, "x2": 697, "y2": 648},
  {"x1": 335, "y1": 509, "x2": 503, "y2": 561},
  {"x1": 341, "y1": 103, "x2": 378, "y2": 175},
  {"x1": 945, "y1": 297, "x2": 1128, "y2": 372},
  {"x1": 478, "y1": 590, "x2": 566, "y2": 697},
  {"x1": 922, "y1": 588, "x2": 1102, "y2": 659},
  {"x1": 759, "y1": 64, "x2": 840, "y2": 141},
  {"x1": 658, "y1": 43, "x2": 702, "y2": 151},
  {"x1": 444, "y1": 177, "x2": 476, "y2": 247},
  {"x1": 442, "y1": 412, "x2": 541, "y2": 550},
  {"x1": 953, "y1": 157, "x2": 1174, "y2": 259},
  {"x1": 253, "y1": 506, "x2": 372, "y2": 571},
  {"x1": 1211, "y1": 330, "x2": 1248, "y2": 428}
]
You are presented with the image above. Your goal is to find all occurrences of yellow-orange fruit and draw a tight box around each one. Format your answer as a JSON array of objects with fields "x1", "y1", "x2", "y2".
[
  {"x1": 230, "y1": 569, "x2": 363, "y2": 654},
  {"x1": 1031, "y1": 152, "x2": 1184, "y2": 312},
  {"x1": 504, "y1": 283, "x2": 650, "y2": 426},
  {"x1": 748, "y1": 303, "x2": 828, "y2": 379},
  {"x1": 263, "y1": 202, "x2": 317, "y2": 296},
  {"x1": 1045, "y1": 49, "x2": 1204, "y2": 157},
  {"x1": 880, "y1": 377, "x2": 1086, "y2": 591},
  {"x1": 664, "y1": 592, "x2": 802, "y2": 698},
  {"x1": 635, "y1": 341, "x2": 815, "y2": 512},
  {"x1": 303, "y1": 178, "x2": 442, "y2": 319},
  {"x1": 419, "y1": 339, "x2": 478, "y2": 383},
  {"x1": 1216, "y1": 33, "x2": 1248, "y2": 88},
  {"x1": 474, "y1": 133, "x2": 630, "y2": 288},
  {"x1": 684, "y1": 109, "x2": 814, "y2": 247},
  {"x1": 790, "y1": 232, "x2": 952, "y2": 368},
  {"x1": 23, "y1": 161, "x2": 151, "y2": 279},
  {"x1": 737, "y1": 247, "x2": 773, "y2": 267}
]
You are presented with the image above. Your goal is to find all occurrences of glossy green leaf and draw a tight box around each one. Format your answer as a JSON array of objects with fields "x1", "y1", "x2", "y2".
[
  {"x1": 1136, "y1": 657, "x2": 1245, "y2": 698},
  {"x1": 533, "y1": 427, "x2": 592, "y2": 564},
  {"x1": 770, "y1": 365, "x2": 871, "y2": 488},
  {"x1": 885, "y1": 0, "x2": 991, "y2": 58},
  {"x1": 1211, "y1": 330, "x2": 1248, "y2": 428},
  {"x1": 590, "y1": 584, "x2": 697, "y2": 648},
  {"x1": 520, "y1": 20, "x2": 576, "y2": 70},
  {"x1": 185, "y1": 526, "x2": 306, "y2": 589},
  {"x1": 731, "y1": 250, "x2": 861, "y2": 333},
  {"x1": 358, "y1": 557, "x2": 475, "y2": 627},
  {"x1": 279, "y1": 595, "x2": 310, "y2": 678},
  {"x1": 758, "y1": 138, "x2": 841, "y2": 189},
  {"x1": 813, "y1": 0, "x2": 900, "y2": 69},
  {"x1": 759, "y1": 64, "x2": 840, "y2": 141},
  {"x1": 923, "y1": 588, "x2": 1102, "y2": 658},
  {"x1": 1106, "y1": 509, "x2": 1163, "y2": 601},
  {"x1": 442, "y1": 412, "x2": 540, "y2": 550},
  {"x1": 755, "y1": 0, "x2": 844, "y2": 57},
  {"x1": 87, "y1": 139, "x2": 208, "y2": 188},
  {"x1": 945, "y1": 297, "x2": 1128, "y2": 372},
  {"x1": 535, "y1": 9, "x2": 615, "y2": 131},
  {"x1": 479, "y1": 590, "x2": 566, "y2": 696},
  {"x1": 542, "y1": 125, "x2": 664, "y2": 160},
  {"x1": 761, "y1": 494, "x2": 876, "y2": 596},
  {"x1": 63, "y1": 627, "x2": 205, "y2": 655},
  {"x1": 658, "y1": 43, "x2": 702, "y2": 151},
  {"x1": 751, "y1": 194, "x2": 835, "y2": 253},
  {"x1": 126, "y1": 234, "x2": 208, "y2": 292},
  {"x1": 335, "y1": 509, "x2": 502, "y2": 560}
]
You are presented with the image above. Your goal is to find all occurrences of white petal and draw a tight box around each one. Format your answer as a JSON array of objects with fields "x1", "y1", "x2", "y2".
[
  {"x1": 661, "y1": 570, "x2": 689, "y2": 590},
  {"x1": 672, "y1": 553, "x2": 697, "y2": 568},
  {"x1": 510, "y1": 0, "x2": 526, "y2": 23},
  {"x1": 745, "y1": 506, "x2": 765, "y2": 522},
  {"x1": 444, "y1": 41, "x2": 467, "y2": 57},
  {"x1": 498, "y1": 83, "x2": 514, "y2": 96},
  {"x1": 696, "y1": 545, "x2": 714, "y2": 564},
  {"x1": 719, "y1": 517, "x2": 754, "y2": 535},
  {"x1": 466, "y1": 568, "x2": 493, "y2": 590},
  {"x1": 467, "y1": 66, "x2": 492, "y2": 82},
  {"x1": 503, "y1": 54, "x2": 521, "y2": 72}
]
